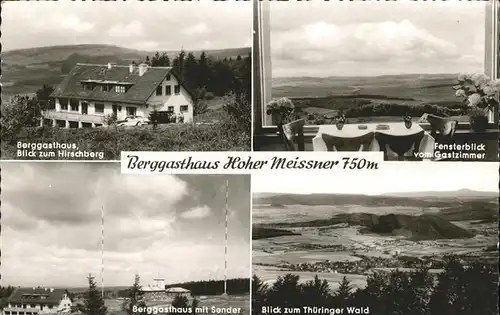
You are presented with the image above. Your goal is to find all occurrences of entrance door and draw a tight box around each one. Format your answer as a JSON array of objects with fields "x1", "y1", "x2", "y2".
[
  {"x1": 112, "y1": 104, "x2": 118, "y2": 116},
  {"x1": 81, "y1": 102, "x2": 88, "y2": 114}
]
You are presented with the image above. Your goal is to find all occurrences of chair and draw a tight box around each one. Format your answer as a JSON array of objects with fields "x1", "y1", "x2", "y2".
[
  {"x1": 423, "y1": 113, "x2": 458, "y2": 140},
  {"x1": 278, "y1": 118, "x2": 306, "y2": 151},
  {"x1": 319, "y1": 132, "x2": 375, "y2": 151},
  {"x1": 422, "y1": 114, "x2": 459, "y2": 161},
  {"x1": 375, "y1": 131, "x2": 425, "y2": 161}
]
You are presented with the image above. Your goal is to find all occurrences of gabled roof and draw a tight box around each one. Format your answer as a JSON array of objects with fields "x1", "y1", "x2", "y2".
[
  {"x1": 8, "y1": 288, "x2": 69, "y2": 306},
  {"x1": 50, "y1": 63, "x2": 191, "y2": 105}
]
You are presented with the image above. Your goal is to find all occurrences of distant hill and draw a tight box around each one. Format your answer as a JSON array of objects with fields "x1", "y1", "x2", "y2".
[
  {"x1": 253, "y1": 192, "x2": 497, "y2": 208},
  {"x1": 261, "y1": 213, "x2": 474, "y2": 241},
  {"x1": 272, "y1": 73, "x2": 458, "y2": 101},
  {"x1": 253, "y1": 227, "x2": 300, "y2": 240},
  {"x1": 1, "y1": 44, "x2": 251, "y2": 96}
]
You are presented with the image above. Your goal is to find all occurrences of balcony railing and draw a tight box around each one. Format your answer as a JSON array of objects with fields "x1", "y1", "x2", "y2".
[{"x1": 43, "y1": 110, "x2": 105, "y2": 124}]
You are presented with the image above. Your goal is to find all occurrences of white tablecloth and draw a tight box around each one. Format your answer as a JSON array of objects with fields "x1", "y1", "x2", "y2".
[{"x1": 312, "y1": 123, "x2": 435, "y2": 159}]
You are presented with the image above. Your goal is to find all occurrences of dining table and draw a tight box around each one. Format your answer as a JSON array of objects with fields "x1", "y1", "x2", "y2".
[{"x1": 311, "y1": 122, "x2": 435, "y2": 160}]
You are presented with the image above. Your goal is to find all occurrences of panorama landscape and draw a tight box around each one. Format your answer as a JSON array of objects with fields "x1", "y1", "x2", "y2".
[{"x1": 252, "y1": 190, "x2": 499, "y2": 315}]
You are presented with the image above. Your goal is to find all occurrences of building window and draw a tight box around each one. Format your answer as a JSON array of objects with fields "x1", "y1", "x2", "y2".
[
  {"x1": 166, "y1": 74, "x2": 171, "y2": 81},
  {"x1": 70, "y1": 100, "x2": 79, "y2": 111},
  {"x1": 115, "y1": 86, "x2": 126, "y2": 93},
  {"x1": 156, "y1": 85, "x2": 163, "y2": 96},
  {"x1": 168, "y1": 106, "x2": 174, "y2": 112},
  {"x1": 95, "y1": 103, "x2": 105, "y2": 114},
  {"x1": 101, "y1": 85, "x2": 111, "y2": 92},
  {"x1": 126, "y1": 106, "x2": 137, "y2": 116},
  {"x1": 165, "y1": 85, "x2": 172, "y2": 95},
  {"x1": 255, "y1": 0, "x2": 498, "y2": 129},
  {"x1": 174, "y1": 85, "x2": 180, "y2": 95},
  {"x1": 180, "y1": 105, "x2": 188, "y2": 112},
  {"x1": 60, "y1": 98, "x2": 69, "y2": 110}
]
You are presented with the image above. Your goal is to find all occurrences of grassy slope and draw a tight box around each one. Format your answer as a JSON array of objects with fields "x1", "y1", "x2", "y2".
[{"x1": 1, "y1": 44, "x2": 251, "y2": 96}]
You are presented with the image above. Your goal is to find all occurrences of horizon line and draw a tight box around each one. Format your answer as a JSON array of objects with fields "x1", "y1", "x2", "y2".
[
  {"x1": 3, "y1": 43, "x2": 252, "y2": 54},
  {"x1": 253, "y1": 189, "x2": 498, "y2": 195}
]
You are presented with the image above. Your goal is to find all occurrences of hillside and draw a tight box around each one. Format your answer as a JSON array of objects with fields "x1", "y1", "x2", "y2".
[
  {"x1": 259, "y1": 212, "x2": 474, "y2": 241},
  {"x1": 272, "y1": 73, "x2": 458, "y2": 102},
  {"x1": 253, "y1": 192, "x2": 497, "y2": 208},
  {"x1": 1, "y1": 44, "x2": 251, "y2": 96},
  {"x1": 382, "y1": 189, "x2": 498, "y2": 199}
]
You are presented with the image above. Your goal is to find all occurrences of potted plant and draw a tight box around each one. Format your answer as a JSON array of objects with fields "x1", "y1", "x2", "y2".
[
  {"x1": 265, "y1": 97, "x2": 296, "y2": 126},
  {"x1": 454, "y1": 73, "x2": 499, "y2": 132},
  {"x1": 403, "y1": 113, "x2": 412, "y2": 129},
  {"x1": 335, "y1": 112, "x2": 347, "y2": 130}
]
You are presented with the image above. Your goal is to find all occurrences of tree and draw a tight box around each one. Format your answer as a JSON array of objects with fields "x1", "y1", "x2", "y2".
[
  {"x1": 82, "y1": 274, "x2": 107, "y2": 315},
  {"x1": 334, "y1": 276, "x2": 353, "y2": 304},
  {"x1": 266, "y1": 274, "x2": 302, "y2": 309},
  {"x1": 222, "y1": 91, "x2": 251, "y2": 133},
  {"x1": 170, "y1": 295, "x2": 190, "y2": 315},
  {"x1": 252, "y1": 275, "x2": 268, "y2": 315},
  {"x1": 125, "y1": 274, "x2": 147, "y2": 315},
  {"x1": 151, "y1": 51, "x2": 171, "y2": 67},
  {"x1": 301, "y1": 275, "x2": 330, "y2": 306},
  {"x1": 184, "y1": 52, "x2": 199, "y2": 90},
  {"x1": 1, "y1": 95, "x2": 42, "y2": 142}
]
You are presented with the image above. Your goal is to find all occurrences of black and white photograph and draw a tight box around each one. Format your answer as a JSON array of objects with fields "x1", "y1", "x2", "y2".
[
  {"x1": 253, "y1": 0, "x2": 499, "y2": 162},
  {"x1": 1, "y1": 0, "x2": 251, "y2": 160},
  {"x1": 0, "y1": 163, "x2": 251, "y2": 315},
  {"x1": 251, "y1": 163, "x2": 498, "y2": 315}
]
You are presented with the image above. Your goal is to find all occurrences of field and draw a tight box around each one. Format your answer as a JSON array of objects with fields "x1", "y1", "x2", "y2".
[
  {"x1": 2, "y1": 44, "x2": 250, "y2": 97},
  {"x1": 252, "y1": 191, "x2": 499, "y2": 292},
  {"x1": 271, "y1": 74, "x2": 462, "y2": 120}
]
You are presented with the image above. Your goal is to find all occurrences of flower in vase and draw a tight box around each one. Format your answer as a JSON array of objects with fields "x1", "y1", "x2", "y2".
[
  {"x1": 455, "y1": 89, "x2": 466, "y2": 98},
  {"x1": 467, "y1": 93, "x2": 482, "y2": 107},
  {"x1": 483, "y1": 85, "x2": 498, "y2": 96},
  {"x1": 457, "y1": 73, "x2": 468, "y2": 82},
  {"x1": 471, "y1": 73, "x2": 490, "y2": 86}
]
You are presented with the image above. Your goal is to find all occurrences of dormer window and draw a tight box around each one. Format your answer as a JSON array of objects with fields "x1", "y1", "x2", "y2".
[{"x1": 115, "y1": 85, "x2": 126, "y2": 93}]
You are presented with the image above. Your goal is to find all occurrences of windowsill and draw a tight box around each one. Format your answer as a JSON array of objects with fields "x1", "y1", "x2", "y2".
[{"x1": 256, "y1": 122, "x2": 499, "y2": 138}]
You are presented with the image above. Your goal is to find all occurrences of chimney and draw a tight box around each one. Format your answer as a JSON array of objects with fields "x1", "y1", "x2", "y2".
[
  {"x1": 138, "y1": 63, "x2": 148, "y2": 76},
  {"x1": 129, "y1": 64, "x2": 135, "y2": 73},
  {"x1": 107, "y1": 63, "x2": 113, "y2": 69}
]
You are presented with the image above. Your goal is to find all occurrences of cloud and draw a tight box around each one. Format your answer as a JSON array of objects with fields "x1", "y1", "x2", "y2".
[
  {"x1": 180, "y1": 205, "x2": 212, "y2": 219},
  {"x1": 183, "y1": 23, "x2": 210, "y2": 36},
  {"x1": 60, "y1": 15, "x2": 95, "y2": 33},
  {"x1": 1, "y1": 1, "x2": 251, "y2": 51},
  {"x1": 108, "y1": 20, "x2": 144, "y2": 38},
  {"x1": 274, "y1": 20, "x2": 458, "y2": 66},
  {"x1": 267, "y1": 2, "x2": 485, "y2": 77}
]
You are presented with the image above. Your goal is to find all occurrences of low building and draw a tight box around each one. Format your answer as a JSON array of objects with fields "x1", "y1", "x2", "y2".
[
  {"x1": 43, "y1": 62, "x2": 195, "y2": 128},
  {"x1": 3, "y1": 287, "x2": 72, "y2": 315},
  {"x1": 141, "y1": 278, "x2": 191, "y2": 304}
]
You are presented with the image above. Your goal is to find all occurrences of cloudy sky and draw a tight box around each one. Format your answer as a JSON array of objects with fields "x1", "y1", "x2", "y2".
[
  {"x1": 2, "y1": 0, "x2": 251, "y2": 52},
  {"x1": 267, "y1": 1, "x2": 488, "y2": 77},
  {"x1": 253, "y1": 162, "x2": 498, "y2": 195},
  {"x1": 1, "y1": 163, "x2": 250, "y2": 288}
]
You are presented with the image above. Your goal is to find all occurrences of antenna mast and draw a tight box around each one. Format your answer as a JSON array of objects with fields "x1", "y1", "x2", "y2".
[
  {"x1": 224, "y1": 179, "x2": 228, "y2": 296},
  {"x1": 101, "y1": 206, "x2": 104, "y2": 298}
]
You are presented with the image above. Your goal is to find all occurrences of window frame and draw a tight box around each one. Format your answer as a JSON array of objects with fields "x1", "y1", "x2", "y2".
[
  {"x1": 156, "y1": 85, "x2": 163, "y2": 96},
  {"x1": 254, "y1": 0, "x2": 499, "y2": 135},
  {"x1": 180, "y1": 105, "x2": 189, "y2": 112},
  {"x1": 174, "y1": 85, "x2": 181, "y2": 95},
  {"x1": 94, "y1": 103, "x2": 105, "y2": 114},
  {"x1": 165, "y1": 85, "x2": 172, "y2": 95}
]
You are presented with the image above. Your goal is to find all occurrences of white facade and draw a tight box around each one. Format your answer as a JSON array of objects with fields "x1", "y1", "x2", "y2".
[
  {"x1": 146, "y1": 73, "x2": 194, "y2": 123},
  {"x1": 43, "y1": 71, "x2": 194, "y2": 128},
  {"x1": 3, "y1": 292, "x2": 72, "y2": 315}
]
